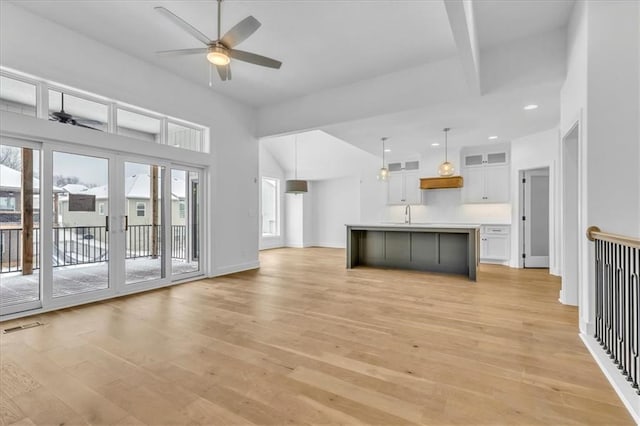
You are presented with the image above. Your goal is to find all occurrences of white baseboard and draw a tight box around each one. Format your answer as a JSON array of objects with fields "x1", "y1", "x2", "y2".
[
  {"x1": 580, "y1": 333, "x2": 640, "y2": 424},
  {"x1": 480, "y1": 259, "x2": 510, "y2": 266},
  {"x1": 312, "y1": 241, "x2": 345, "y2": 249},
  {"x1": 212, "y1": 260, "x2": 260, "y2": 276}
]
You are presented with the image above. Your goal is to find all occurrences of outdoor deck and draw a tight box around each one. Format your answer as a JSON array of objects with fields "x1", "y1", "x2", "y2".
[{"x1": 0, "y1": 258, "x2": 199, "y2": 307}]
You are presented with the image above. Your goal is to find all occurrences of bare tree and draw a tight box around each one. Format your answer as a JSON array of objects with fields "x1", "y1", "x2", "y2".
[{"x1": 0, "y1": 146, "x2": 21, "y2": 170}]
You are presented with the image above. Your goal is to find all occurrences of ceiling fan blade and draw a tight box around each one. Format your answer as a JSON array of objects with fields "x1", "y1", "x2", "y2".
[
  {"x1": 228, "y1": 49, "x2": 282, "y2": 69},
  {"x1": 216, "y1": 64, "x2": 228, "y2": 81},
  {"x1": 155, "y1": 7, "x2": 212, "y2": 46},
  {"x1": 75, "y1": 118, "x2": 105, "y2": 126},
  {"x1": 220, "y1": 16, "x2": 261, "y2": 48},
  {"x1": 156, "y1": 48, "x2": 209, "y2": 56},
  {"x1": 74, "y1": 122, "x2": 100, "y2": 131}
]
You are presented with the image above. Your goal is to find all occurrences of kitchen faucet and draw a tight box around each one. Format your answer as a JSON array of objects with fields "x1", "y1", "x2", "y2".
[{"x1": 404, "y1": 204, "x2": 411, "y2": 224}]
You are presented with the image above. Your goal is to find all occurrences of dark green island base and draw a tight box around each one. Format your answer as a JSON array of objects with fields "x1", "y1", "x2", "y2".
[{"x1": 346, "y1": 224, "x2": 480, "y2": 281}]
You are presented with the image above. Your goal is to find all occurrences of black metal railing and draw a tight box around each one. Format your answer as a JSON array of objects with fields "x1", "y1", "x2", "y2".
[
  {"x1": 0, "y1": 228, "x2": 40, "y2": 272},
  {"x1": 52, "y1": 226, "x2": 109, "y2": 267},
  {"x1": 1, "y1": 224, "x2": 189, "y2": 273},
  {"x1": 589, "y1": 226, "x2": 639, "y2": 395}
]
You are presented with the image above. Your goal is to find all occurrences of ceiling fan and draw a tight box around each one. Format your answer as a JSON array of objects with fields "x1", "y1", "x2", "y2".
[
  {"x1": 49, "y1": 93, "x2": 103, "y2": 131},
  {"x1": 155, "y1": 0, "x2": 282, "y2": 82}
]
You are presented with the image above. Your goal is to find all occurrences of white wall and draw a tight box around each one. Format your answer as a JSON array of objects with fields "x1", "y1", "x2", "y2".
[
  {"x1": 311, "y1": 177, "x2": 360, "y2": 248},
  {"x1": 259, "y1": 144, "x2": 286, "y2": 250},
  {"x1": 560, "y1": 0, "x2": 640, "y2": 330},
  {"x1": 0, "y1": 3, "x2": 259, "y2": 276},
  {"x1": 509, "y1": 128, "x2": 561, "y2": 274}
]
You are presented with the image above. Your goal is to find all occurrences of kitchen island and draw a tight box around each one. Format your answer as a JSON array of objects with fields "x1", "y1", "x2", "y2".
[{"x1": 346, "y1": 224, "x2": 480, "y2": 281}]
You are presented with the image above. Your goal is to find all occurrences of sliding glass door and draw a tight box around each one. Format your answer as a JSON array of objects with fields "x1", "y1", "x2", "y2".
[
  {"x1": 123, "y1": 161, "x2": 167, "y2": 286},
  {"x1": 170, "y1": 168, "x2": 201, "y2": 278},
  {"x1": 1, "y1": 142, "x2": 205, "y2": 318},
  {"x1": 51, "y1": 150, "x2": 111, "y2": 299},
  {"x1": 0, "y1": 139, "x2": 42, "y2": 315}
]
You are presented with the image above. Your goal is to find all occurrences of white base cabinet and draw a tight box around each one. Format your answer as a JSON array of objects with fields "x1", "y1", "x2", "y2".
[{"x1": 480, "y1": 225, "x2": 510, "y2": 263}]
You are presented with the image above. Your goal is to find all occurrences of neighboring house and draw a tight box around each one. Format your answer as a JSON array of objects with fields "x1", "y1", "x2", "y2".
[
  {"x1": 57, "y1": 173, "x2": 188, "y2": 257},
  {"x1": 58, "y1": 173, "x2": 187, "y2": 227}
]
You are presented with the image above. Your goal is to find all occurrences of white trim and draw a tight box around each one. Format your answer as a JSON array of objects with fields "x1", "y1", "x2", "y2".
[
  {"x1": 580, "y1": 333, "x2": 640, "y2": 424},
  {"x1": 312, "y1": 241, "x2": 345, "y2": 249},
  {"x1": 212, "y1": 261, "x2": 260, "y2": 276}
]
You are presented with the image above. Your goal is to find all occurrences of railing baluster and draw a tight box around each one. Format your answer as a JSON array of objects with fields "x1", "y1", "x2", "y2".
[{"x1": 587, "y1": 227, "x2": 640, "y2": 396}]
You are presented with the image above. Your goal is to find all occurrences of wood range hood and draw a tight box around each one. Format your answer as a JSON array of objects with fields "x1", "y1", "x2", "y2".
[{"x1": 419, "y1": 176, "x2": 464, "y2": 190}]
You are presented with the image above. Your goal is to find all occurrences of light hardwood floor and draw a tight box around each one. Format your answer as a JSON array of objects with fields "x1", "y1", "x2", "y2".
[{"x1": 0, "y1": 247, "x2": 634, "y2": 425}]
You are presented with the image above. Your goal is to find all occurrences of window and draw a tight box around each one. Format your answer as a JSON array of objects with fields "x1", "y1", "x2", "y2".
[
  {"x1": 117, "y1": 108, "x2": 161, "y2": 143},
  {"x1": 0, "y1": 196, "x2": 16, "y2": 211},
  {"x1": 48, "y1": 90, "x2": 108, "y2": 132},
  {"x1": 0, "y1": 75, "x2": 37, "y2": 117},
  {"x1": 2, "y1": 68, "x2": 210, "y2": 154},
  {"x1": 168, "y1": 122, "x2": 203, "y2": 152},
  {"x1": 98, "y1": 203, "x2": 105, "y2": 215},
  {"x1": 261, "y1": 177, "x2": 279, "y2": 237},
  {"x1": 136, "y1": 202, "x2": 145, "y2": 217},
  {"x1": 179, "y1": 202, "x2": 185, "y2": 219}
]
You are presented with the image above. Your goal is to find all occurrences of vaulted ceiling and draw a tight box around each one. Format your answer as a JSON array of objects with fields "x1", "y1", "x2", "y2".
[{"x1": 7, "y1": 0, "x2": 576, "y2": 163}]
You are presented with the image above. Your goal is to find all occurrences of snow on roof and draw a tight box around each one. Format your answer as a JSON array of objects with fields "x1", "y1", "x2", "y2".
[
  {"x1": 1, "y1": 164, "x2": 63, "y2": 192},
  {"x1": 61, "y1": 184, "x2": 89, "y2": 194},
  {"x1": 84, "y1": 173, "x2": 186, "y2": 200}
]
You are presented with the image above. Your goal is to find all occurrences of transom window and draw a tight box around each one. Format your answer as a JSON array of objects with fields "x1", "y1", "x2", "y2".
[{"x1": 0, "y1": 69, "x2": 208, "y2": 153}]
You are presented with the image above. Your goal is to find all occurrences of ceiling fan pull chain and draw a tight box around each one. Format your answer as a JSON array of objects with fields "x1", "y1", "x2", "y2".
[{"x1": 209, "y1": 63, "x2": 213, "y2": 87}]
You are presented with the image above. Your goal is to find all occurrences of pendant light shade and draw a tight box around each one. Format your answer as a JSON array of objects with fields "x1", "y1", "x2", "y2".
[
  {"x1": 438, "y1": 128, "x2": 455, "y2": 177},
  {"x1": 285, "y1": 179, "x2": 308, "y2": 193},
  {"x1": 285, "y1": 135, "x2": 308, "y2": 194},
  {"x1": 377, "y1": 137, "x2": 389, "y2": 181}
]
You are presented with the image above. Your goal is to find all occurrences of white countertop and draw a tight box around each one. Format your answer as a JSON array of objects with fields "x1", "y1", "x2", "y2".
[{"x1": 346, "y1": 223, "x2": 481, "y2": 229}]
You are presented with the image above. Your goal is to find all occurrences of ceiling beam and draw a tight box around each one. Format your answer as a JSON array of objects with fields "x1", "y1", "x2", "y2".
[{"x1": 444, "y1": 0, "x2": 482, "y2": 95}]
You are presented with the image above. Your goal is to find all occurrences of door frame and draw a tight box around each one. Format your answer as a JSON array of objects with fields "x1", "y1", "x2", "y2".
[
  {"x1": 44, "y1": 142, "x2": 118, "y2": 310},
  {"x1": 167, "y1": 162, "x2": 206, "y2": 281},
  {"x1": 116, "y1": 155, "x2": 173, "y2": 294}
]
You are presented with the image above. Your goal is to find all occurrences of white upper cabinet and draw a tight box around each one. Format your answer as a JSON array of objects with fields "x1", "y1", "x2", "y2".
[
  {"x1": 387, "y1": 172, "x2": 404, "y2": 205},
  {"x1": 461, "y1": 143, "x2": 510, "y2": 204},
  {"x1": 387, "y1": 161, "x2": 422, "y2": 205}
]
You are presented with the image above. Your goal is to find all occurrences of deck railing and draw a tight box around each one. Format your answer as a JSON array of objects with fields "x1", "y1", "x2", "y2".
[
  {"x1": 587, "y1": 226, "x2": 639, "y2": 395},
  {"x1": 1, "y1": 225, "x2": 188, "y2": 273}
]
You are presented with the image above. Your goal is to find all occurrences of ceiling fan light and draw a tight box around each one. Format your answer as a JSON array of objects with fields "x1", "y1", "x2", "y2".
[{"x1": 207, "y1": 49, "x2": 230, "y2": 66}]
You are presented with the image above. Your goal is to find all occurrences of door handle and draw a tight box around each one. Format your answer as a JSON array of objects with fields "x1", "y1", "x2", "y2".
[
  {"x1": 124, "y1": 215, "x2": 129, "y2": 231},
  {"x1": 105, "y1": 215, "x2": 109, "y2": 232}
]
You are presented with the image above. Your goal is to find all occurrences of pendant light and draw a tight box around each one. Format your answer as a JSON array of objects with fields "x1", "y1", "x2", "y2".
[
  {"x1": 285, "y1": 135, "x2": 308, "y2": 194},
  {"x1": 377, "y1": 137, "x2": 389, "y2": 181},
  {"x1": 438, "y1": 127, "x2": 455, "y2": 177}
]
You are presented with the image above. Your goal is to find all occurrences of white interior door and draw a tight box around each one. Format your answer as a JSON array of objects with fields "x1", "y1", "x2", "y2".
[{"x1": 523, "y1": 168, "x2": 550, "y2": 268}]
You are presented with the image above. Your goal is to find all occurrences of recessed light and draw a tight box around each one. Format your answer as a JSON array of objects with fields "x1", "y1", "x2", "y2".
[
  {"x1": 431, "y1": 143, "x2": 440, "y2": 147},
  {"x1": 488, "y1": 136, "x2": 498, "y2": 140},
  {"x1": 384, "y1": 148, "x2": 391, "y2": 152},
  {"x1": 524, "y1": 104, "x2": 539, "y2": 110}
]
